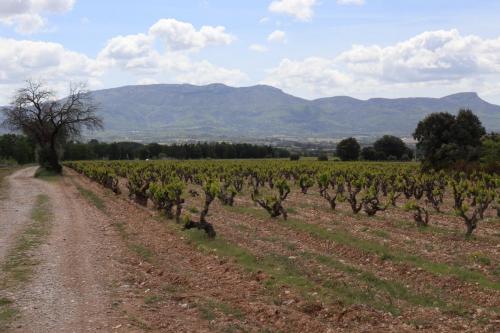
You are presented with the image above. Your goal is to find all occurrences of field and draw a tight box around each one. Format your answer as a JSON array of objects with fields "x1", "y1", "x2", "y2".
[
  {"x1": 0, "y1": 160, "x2": 499, "y2": 332},
  {"x1": 61, "y1": 159, "x2": 500, "y2": 332}
]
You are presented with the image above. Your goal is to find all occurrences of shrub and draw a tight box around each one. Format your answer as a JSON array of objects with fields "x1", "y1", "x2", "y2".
[
  {"x1": 336, "y1": 138, "x2": 360, "y2": 161},
  {"x1": 317, "y1": 154, "x2": 328, "y2": 161}
]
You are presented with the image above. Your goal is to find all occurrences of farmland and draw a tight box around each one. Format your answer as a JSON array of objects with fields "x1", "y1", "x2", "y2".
[{"x1": 56, "y1": 159, "x2": 500, "y2": 332}]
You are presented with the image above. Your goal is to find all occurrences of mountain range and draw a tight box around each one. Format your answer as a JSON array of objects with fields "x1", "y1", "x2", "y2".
[{"x1": 3, "y1": 84, "x2": 500, "y2": 141}]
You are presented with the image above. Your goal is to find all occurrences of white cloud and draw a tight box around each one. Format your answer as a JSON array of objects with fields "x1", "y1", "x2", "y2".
[
  {"x1": 96, "y1": 19, "x2": 246, "y2": 87},
  {"x1": 0, "y1": 17, "x2": 247, "y2": 104},
  {"x1": 99, "y1": 34, "x2": 155, "y2": 61},
  {"x1": 137, "y1": 78, "x2": 159, "y2": 85},
  {"x1": 149, "y1": 18, "x2": 235, "y2": 51},
  {"x1": 0, "y1": 37, "x2": 102, "y2": 102},
  {"x1": 0, "y1": 37, "x2": 100, "y2": 82},
  {"x1": 175, "y1": 60, "x2": 248, "y2": 86},
  {"x1": 259, "y1": 17, "x2": 270, "y2": 24},
  {"x1": 249, "y1": 44, "x2": 268, "y2": 52},
  {"x1": 267, "y1": 30, "x2": 286, "y2": 43},
  {"x1": 269, "y1": 0, "x2": 317, "y2": 21},
  {"x1": 0, "y1": 0, "x2": 75, "y2": 34},
  {"x1": 337, "y1": 0, "x2": 365, "y2": 5},
  {"x1": 336, "y1": 29, "x2": 500, "y2": 82},
  {"x1": 263, "y1": 30, "x2": 500, "y2": 99},
  {"x1": 262, "y1": 57, "x2": 352, "y2": 97}
]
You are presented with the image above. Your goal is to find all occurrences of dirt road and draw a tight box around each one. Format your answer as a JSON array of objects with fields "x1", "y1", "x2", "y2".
[{"x1": 0, "y1": 167, "x2": 123, "y2": 332}]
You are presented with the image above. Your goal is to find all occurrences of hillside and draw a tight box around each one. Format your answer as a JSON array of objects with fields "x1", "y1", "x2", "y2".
[
  {"x1": 88, "y1": 84, "x2": 500, "y2": 140},
  {"x1": 3, "y1": 84, "x2": 500, "y2": 140}
]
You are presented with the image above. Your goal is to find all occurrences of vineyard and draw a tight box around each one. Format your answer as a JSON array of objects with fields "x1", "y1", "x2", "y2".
[
  {"x1": 63, "y1": 159, "x2": 500, "y2": 331},
  {"x1": 65, "y1": 160, "x2": 500, "y2": 238}
]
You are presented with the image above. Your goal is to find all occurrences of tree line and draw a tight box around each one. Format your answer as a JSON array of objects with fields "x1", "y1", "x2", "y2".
[
  {"x1": 0, "y1": 136, "x2": 290, "y2": 163},
  {"x1": 64, "y1": 140, "x2": 291, "y2": 160},
  {"x1": 1, "y1": 80, "x2": 498, "y2": 171},
  {"x1": 335, "y1": 135, "x2": 414, "y2": 162},
  {"x1": 335, "y1": 109, "x2": 499, "y2": 172}
]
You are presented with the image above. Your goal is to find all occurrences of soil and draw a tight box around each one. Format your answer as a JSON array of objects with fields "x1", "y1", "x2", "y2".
[{"x1": 1, "y1": 166, "x2": 499, "y2": 332}]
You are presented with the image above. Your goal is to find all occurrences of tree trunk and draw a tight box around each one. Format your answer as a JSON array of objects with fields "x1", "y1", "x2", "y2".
[{"x1": 38, "y1": 143, "x2": 62, "y2": 173}]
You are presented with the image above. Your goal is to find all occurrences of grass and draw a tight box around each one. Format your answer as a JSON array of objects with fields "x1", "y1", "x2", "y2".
[
  {"x1": 144, "y1": 294, "x2": 163, "y2": 305},
  {"x1": 370, "y1": 229, "x2": 390, "y2": 239},
  {"x1": 181, "y1": 206, "x2": 474, "y2": 316},
  {"x1": 225, "y1": 204, "x2": 500, "y2": 291},
  {"x1": 0, "y1": 298, "x2": 18, "y2": 331},
  {"x1": 0, "y1": 194, "x2": 53, "y2": 329},
  {"x1": 304, "y1": 252, "x2": 459, "y2": 311},
  {"x1": 0, "y1": 167, "x2": 16, "y2": 200},
  {"x1": 181, "y1": 226, "x2": 404, "y2": 314},
  {"x1": 75, "y1": 184, "x2": 106, "y2": 211},
  {"x1": 73, "y1": 180, "x2": 158, "y2": 266},
  {"x1": 34, "y1": 167, "x2": 61, "y2": 181},
  {"x1": 197, "y1": 299, "x2": 245, "y2": 321},
  {"x1": 1, "y1": 194, "x2": 53, "y2": 287},
  {"x1": 128, "y1": 244, "x2": 154, "y2": 262}
]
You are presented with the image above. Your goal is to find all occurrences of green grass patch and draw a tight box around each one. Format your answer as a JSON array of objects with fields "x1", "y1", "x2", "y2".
[
  {"x1": 0, "y1": 298, "x2": 18, "y2": 331},
  {"x1": 0, "y1": 194, "x2": 52, "y2": 329},
  {"x1": 470, "y1": 253, "x2": 492, "y2": 266},
  {"x1": 226, "y1": 204, "x2": 500, "y2": 291},
  {"x1": 188, "y1": 207, "x2": 199, "y2": 214},
  {"x1": 75, "y1": 184, "x2": 106, "y2": 211},
  {"x1": 287, "y1": 218, "x2": 500, "y2": 291},
  {"x1": 182, "y1": 226, "x2": 402, "y2": 314},
  {"x1": 0, "y1": 167, "x2": 16, "y2": 200},
  {"x1": 197, "y1": 299, "x2": 245, "y2": 321},
  {"x1": 370, "y1": 229, "x2": 390, "y2": 239},
  {"x1": 114, "y1": 222, "x2": 129, "y2": 240},
  {"x1": 1, "y1": 194, "x2": 52, "y2": 287},
  {"x1": 34, "y1": 167, "x2": 61, "y2": 181},
  {"x1": 305, "y1": 252, "x2": 457, "y2": 311},
  {"x1": 128, "y1": 244, "x2": 154, "y2": 262},
  {"x1": 144, "y1": 294, "x2": 163, "y2": 305}
]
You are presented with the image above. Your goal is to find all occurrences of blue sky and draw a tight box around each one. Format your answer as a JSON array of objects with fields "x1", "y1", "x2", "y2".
[{"x1": 1, "y1": 0, "x2": 500, "y2": 104}]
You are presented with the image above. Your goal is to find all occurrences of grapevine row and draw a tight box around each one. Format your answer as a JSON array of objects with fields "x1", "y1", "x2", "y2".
[{"x1": 65, "y1": 160, "x2": 500, "y2": 238}]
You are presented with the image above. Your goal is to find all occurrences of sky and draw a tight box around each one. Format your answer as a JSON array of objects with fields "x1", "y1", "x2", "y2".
[{"x1": 1, "y1": 0, "x2": 500, "y2": 104}]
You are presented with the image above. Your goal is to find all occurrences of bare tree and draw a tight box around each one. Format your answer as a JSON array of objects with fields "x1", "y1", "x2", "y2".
[{"x1": 1, "y1": 80, "x2": 102, "y2": 173}]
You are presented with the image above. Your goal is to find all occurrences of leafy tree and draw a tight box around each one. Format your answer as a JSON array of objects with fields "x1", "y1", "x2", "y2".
[
  {"x1": 0, "y1": 134, "x2": 35, "y2": 164},
  {"x1": 336, "y1": 137, "x2": 360, "y2": 161},
  {"x1": 413, "y1": 109, "x2": 485, "y2": 169},
  {"x1": 1, "y1": 80, "x2": 102, "y2": 173},
  {"x1": 480, "y1": 133, "x2": 500, "y2": 171},
  {"x1": 361, "y1": 147, "x2": 377, "y2": 161},
  {"x1": 147, "y1": 143, "x2": 162, "y2": 158},
  {"x1": 373, "y1": 135, "x2": 412, "y2": 160},
  {"x1": 317, "y1": 153, "x2": 328, "y2": 161},
  {"x1": 63, "y1": 141, "x2": 96, "y2": 160}
]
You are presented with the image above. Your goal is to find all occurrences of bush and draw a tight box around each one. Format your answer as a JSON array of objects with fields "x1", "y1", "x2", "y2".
[
  {"x1": 317, "y1": 154, "x2": 328, "y2": 161},
  {"x1": 290, "y1": 154, "x2": 300, "y2": 161},
  {"x1": 361, "y1": 147, "x2": 377, "y2": 161},
  {"x1": 413, "y1": 109, "x2": 485, "y2": 169},
  {"x1": 373, "y1": 135, "x2": 409, "y2": 160},
  {"x1": 336, "y1": 138, "x2": 360, "y2": 161}
]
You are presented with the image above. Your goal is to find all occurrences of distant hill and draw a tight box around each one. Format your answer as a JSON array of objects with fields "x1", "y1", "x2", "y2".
[{"x1": 3, "y1": 84, "x2": 500, "y2": 140}]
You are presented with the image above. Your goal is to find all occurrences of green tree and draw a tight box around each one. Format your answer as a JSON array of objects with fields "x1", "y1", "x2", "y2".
[
  {"x1": 373, "y1": 135, "x2": 411, "y2": 160},
  {"x1": 0, "y1": 134, "x2": 35, "y2": 164},
  {"x1": 361, "y1": 147, "x2": 377, "y2": 161},
  {"x1": 480, "y1": 133, "x2": 500, "y2": 170},
  {"x1": 336, "y1": 137, "x2": 360, "y2": 161},
  {"x1": 413, "y1": 109, "x2": 485, "y2": 169}
]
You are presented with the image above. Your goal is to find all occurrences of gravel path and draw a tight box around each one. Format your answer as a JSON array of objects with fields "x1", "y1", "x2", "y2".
[
  {"x1": 0, "y1": 167, "x2": 43, "y2": 263},
  {"x1": 0, "y1": 167, "x2": 122, "y2": 332}
]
